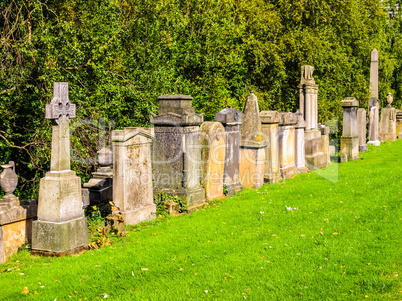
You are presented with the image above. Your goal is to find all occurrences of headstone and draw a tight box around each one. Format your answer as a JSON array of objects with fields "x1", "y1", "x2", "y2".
[
  {"x1": 396, "y1": 110, "x2": 402, "y2": 139},
  {"x1": 82, "y1": 147, "x2": 113, "y2": 208},
  {"x1": 379, "y1": 93, "x2": 397, "y2": 142},
  {"x1": 200, "y1": 122, "x2": 226, "y2": 200},
  {"x1": 370, "y1": 49, "x2": 379, "y2": 99},
  {"x1": 367, "y1": 106, "x2": 380, "y2": 146},
  {"x1": 278, "y1": 112, "x2": 298, "y2": 178},
  {"x1": 260, "y1": 110, "x2": 282, "y2": 183},
  {"x1": 239, "y1": 92, "x2": 267, "y2": 189},
  {"x1": 215, "y1": 109, "x2": 243, "y2": 196},
  {"x1": 150, "y1": 95, "x2": 205, "y2": 208},
  {"x1": 299, "y1": 65, "x2": 328, "y2": 170},
  {"x1": 112, "y1": 127, "x2": 156, "y2": 224},
  {"x1": 32, "y1": 82, "x2": 88, "y2": 254},
  {"x1": 295, "y1": 112, "x2": 308, "y2": 174},
  {"x1": 340, "y1": 97, "x2": 360, "y2": 161},
  {"x1": 0, "y1": 163, "x2": 37, "y2": 263},
  {"x1": 357, "y1": 108, "x2": 368, "y2": 152}
]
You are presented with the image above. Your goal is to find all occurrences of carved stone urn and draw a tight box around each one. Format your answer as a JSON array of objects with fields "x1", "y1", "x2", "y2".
[
  {"x1": 0, "y1": 161, "x2": 18, "y2": 198},
  {"x1": 387, "y1": 92, "x2": 393, "y2": 107}
]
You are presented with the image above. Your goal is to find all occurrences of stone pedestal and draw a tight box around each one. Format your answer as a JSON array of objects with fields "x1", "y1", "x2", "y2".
[
  {"x1": 357, "y1": 108, "x2": 367, "y2": 152},
  {"x1": 82, "y1": 147, "x2": 113, "y2": 208},
  {"x1": 200, "y1": 122, "x2": 226, "y2": 201},
  {"x1": 112, "y1": 128, "x2": 156, "y2": 224},
  {"x1": 260, "y1": 111, "x2": 282, "y2": 183},
  {"x1": 32, "y1": 82, "x2": 88, "y2": 254},
  {"x1": 215, "y1": 109, "x2": 243, "y2": 196},
  {"x1": 320, "y1": 125, "x2": 331, "y2": 165},
  {"x1": 368, "y1": 106, "x2": 380, "y2": 146},
  {"x1": 0, "y1": 198, "x2": 37, "y2": 262},
  {"x1": 340, "y1": 97, "x2": 360, "y2": 161},
  {"x1": 151, "y1": 95, "x2": 205, "y2": 207},
  {"x1": 278, "y1": 113, "x2": 298, "y2": 178},
  {"x1": 298, "y1": 65, "x2": 328, "y2": 170},
  {"x1": 295, "y1": 112, "x2": 308, "y2": 174},
  {"x1": 239, "y1": 93, "x2": 267, "y2": 189},
  {"x1": 379, "y1": 106, "x2": 397, "y2": 142},
  {"x1": 397, "y1": 110, "x2": 402, "y2": 139}
]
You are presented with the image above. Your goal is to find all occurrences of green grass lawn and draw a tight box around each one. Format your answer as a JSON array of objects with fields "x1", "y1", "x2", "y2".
[{"x1": 1, "y1": 140, "x2": 401, "y2": 300}]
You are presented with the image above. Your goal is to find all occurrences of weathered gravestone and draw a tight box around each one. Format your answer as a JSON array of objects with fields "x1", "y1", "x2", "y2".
[
  {"x1": 0, "y1": 162, "x2": 37, "y2": 263},
  {"x1": 260, "y1": 110, "x2": 282, "y2": 183},
  {"x1": 200, "y1": 122, "x2": 226, "y2": 201},
  {"x1": 215, "y1": 109, "x2": 243, "y2": 196},
  {"x1": 239, "y1": 92, "x2": 267, "y2": 189},
  {"x1": 32, "y1": 82, "x2": 88, "y2": 254},
  {"x1": 112, "y1": 127, "x2": 156, "y2": 224},
  {"x1": 379, "y1": 93, "x2": 397, "y2": 142},
  {"x1": 295, "y1": 111, "x2": 308, "y2": 174},
  {"x1": 340, "y1": 97, "x2": 360, "y2": 161},
  {"x1": 320, "y1": 125, "x2": 331, "y2": 165},
  {"x1": 357, "y1": 108, "x2": 368, "y2": 152},
  {"x1": 367, "y1": 106, "x2": 381, "y2": 146},
  {"x1": 150, "y1": 95, "x2": 205, "y2": 208},
  {"x1": 278, "y1": 112, "x2": 298, "y2": 178},
  {"x1": 299, "y1": 65, "x2": 328, "y2": 170}
]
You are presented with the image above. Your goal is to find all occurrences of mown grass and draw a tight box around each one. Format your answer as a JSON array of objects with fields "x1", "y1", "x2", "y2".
[{"x1": 1, "y1": 140, "x2": 401, "y2": 300}]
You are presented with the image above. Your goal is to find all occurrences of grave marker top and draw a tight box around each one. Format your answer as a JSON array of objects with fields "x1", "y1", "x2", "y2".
[{"x1": 45, "y1": 82, "x2": 76, "y2": 124}]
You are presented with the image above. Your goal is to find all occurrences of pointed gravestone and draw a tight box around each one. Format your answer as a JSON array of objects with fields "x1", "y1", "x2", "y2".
[
  {"x1": 357, "y1": 108, "x2": 368, "y2": 152},
  {"x1": 32, "y1": 82, "x2": 88, "y2": 255},
  {"x1": 239, "y1": 92, "x2": 267, "y2": 189}
]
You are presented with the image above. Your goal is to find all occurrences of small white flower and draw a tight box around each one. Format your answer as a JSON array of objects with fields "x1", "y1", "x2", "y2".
[
  {"x1": 285, "y1": 206, "x2": 293, "y2": 211},
  {"x1": 260, "y1": 211, "x2": 264, "y2": 215},
  {"x1": 204, "y1": 290, "x2": 208, "y2": 293}
]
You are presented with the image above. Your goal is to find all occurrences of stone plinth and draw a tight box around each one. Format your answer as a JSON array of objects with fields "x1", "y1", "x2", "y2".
[
  {"x1": 239, "y1": 93, "x2": 267, "y2": 189},
  {"x1": 357, "y1": 108, "x2": 367, "y2": 152},
  {"x1": 215, "y1": 109, "x2": 243, "y2": 196},
  {"x1": 368, "y1": 106, "x2": 380, "y2": 146},
  {"x1": 295, "y1": 112, "x2": 308, "y2": 174},
  {"x1": 260, "y1": 111, "x2": 282, "y2": 183},
  {"x1": 278, "y1": 113, "x2": 298, "y2": 178},
  {"x1": 200, "y1": 122, "x2": 226, "y2": 201},
  {"x1": 33, "y1": 82, "x2": 87, "y2": 254},
  {"x1": 151, "y1": 95, "x2": 205, "y2": 207},
  {"x1": 340, "y1": 97, "x2": 360, "y2": 161},
  {"x1": 0, "y1": 198, "x2": 37, "y2": 263},
  {"x1": 379, "y1": 106, "x2": 397, "y2": 142},
  {"x1": 112, "y1": 128, "x2": 156, "y2": 224},
  {"x1": 320, "y1": 125, "x2": 330, "y2": 166}
]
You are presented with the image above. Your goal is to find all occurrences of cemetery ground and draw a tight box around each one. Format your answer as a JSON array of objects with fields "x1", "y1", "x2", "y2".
[{"x1": 0, "y1": 141, "x2": 401, "y2": 300}]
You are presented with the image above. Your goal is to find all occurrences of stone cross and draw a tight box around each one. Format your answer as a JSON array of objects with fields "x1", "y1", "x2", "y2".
[
  {"x1": 46, "y1": 82, "x2": 76, "y2": 124},
  {"x1": 46, "y1": 82, "x2": 75, "y2": 172},
  {"x1": 370, "y1": 49, "x2": 378, "y2": 99}
]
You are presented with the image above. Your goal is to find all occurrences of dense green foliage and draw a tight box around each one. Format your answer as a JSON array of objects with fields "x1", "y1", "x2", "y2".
[
  {"x1": 0, "y1": 0, "x2": 401, "y2": 198},
  {"x1": 0, "y1": 140, "x2": 401, "y2": 299}
]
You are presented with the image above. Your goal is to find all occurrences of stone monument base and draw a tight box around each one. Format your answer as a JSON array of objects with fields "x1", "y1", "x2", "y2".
[
  {"x1": 297, "y1": 166, "x2": 309, "y2": 174},
  {"x1": 305, "y1": 152, "x2": 327, "y2": 170},
  {"x1": 239, "y1": 148, "x2": 265, "y2": 189},
  {"x1": 367, "y1": 140, "x2": 380, "y2": 146},
  {"x1": 155, "y1": 186, "x2": 206, "y2": 207},
  {"x1": 359, "y1": 144, "x2": 368, "y2": 152},
  {"x1": 0, "y1": 198, "x2": 37, "y2": 263},
  {"x1": 224, "y1": 182, "x2": 243, "y2": 197},
  {"x1": 31, "y1": 217, "x2": 88, "y2": 253},
  {"x1": 281, "y1": 165, "x2": 297, "y2": 179},
  {"x1": 121, "y1": 203, "x2": 156, "y2": 225},
  {"x1": 341, "y1": 137, "x2": 360, "y2": 161},
  {"x1": 380, "y1": 134, "x2": 397, "y2": 142}
]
